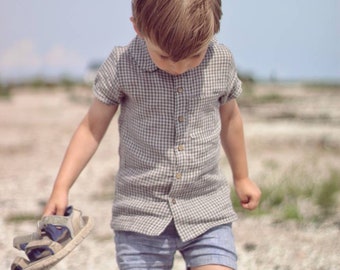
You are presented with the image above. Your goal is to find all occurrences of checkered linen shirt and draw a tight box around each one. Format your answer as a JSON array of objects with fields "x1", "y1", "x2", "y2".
[{"x1": 93, "y1": 36, "x2": 241, "y2": 242}]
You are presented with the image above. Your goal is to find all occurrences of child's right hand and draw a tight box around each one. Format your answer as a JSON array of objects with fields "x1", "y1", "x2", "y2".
[
  {"x1": 42, "y1": 100, "x2": 118, "y2": 217},
  {"x1": 43, "y1": 190, "x2": 69, "y2": 216}
]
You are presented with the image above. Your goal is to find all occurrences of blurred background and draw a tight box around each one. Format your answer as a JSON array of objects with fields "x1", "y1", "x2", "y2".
[{"x1": 1, "y1": 1, "x2": 340, "y2": 269}]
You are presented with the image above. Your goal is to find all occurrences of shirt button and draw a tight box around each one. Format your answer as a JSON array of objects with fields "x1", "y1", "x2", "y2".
[
  {"x1": 176, "y1": 173, "x2": 182, "y2": 179},
  {"x1": 171, "y1": 198, "x2": 177, "y2": 204},
  {"x1": 177, "y1": 87, "x2": 184, "y2": 93},
  {"x1": 178, "y1": 145, "x2": 184, "y2": 151},
  {"x1": 178, "y1": 116, "x2": 184, "y2": 122}
]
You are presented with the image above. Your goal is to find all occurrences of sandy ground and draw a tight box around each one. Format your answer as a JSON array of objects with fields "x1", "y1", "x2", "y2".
[{"x1": 1, "y1": 84, "x2": 340, "y2": 269}]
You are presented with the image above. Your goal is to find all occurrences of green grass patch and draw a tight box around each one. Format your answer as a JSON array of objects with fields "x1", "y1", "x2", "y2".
[
  {"x1": 282, "y1": 203, "x2": 302, "y2": 221},
  {"x1": 314, "y1": 170, "x2": 340, "y2": 218},
  {"x1": 256, "y1": 93, "x2": 286, "y2": 104},
  {"x1": 5, "y1": 213, "x2": 39, "y2": 223},
  {"x1": 0, "y1": 81, "x2": 11, "y2": 99},
  {"x1": 231, "y1": 166, "x2": 340, "y2": 222},
  {"x1": 238, "y1": 89, "x2": 287, "y2": 107}
]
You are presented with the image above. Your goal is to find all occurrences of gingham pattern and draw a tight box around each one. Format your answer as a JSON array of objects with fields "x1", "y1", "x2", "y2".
[{"x1": 93, "y1": 37, "x2": 241, "y2": 242}]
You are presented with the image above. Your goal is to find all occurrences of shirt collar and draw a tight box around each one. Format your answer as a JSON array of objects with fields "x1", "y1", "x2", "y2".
[
  {"x1": 128, "y1": 36, "x2": 158, "y2": 72},
  {"x1": 128, "y1": 36, "x2": 217, "y2": 73}
]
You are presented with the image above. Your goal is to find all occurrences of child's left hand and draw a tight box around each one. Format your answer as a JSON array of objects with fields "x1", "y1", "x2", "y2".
[{"x1": 234, "y1": 177, "x2": 261, "y2": 210}]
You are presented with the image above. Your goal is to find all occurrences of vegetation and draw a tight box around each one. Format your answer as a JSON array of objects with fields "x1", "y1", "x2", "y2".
[
  {"x1": 231, "y1": 166, "x2": 340, "y2": 223},
  {"x1": 0, "y1": 80, "x2": 11, "y2": 99},
  {"x1": 5, "y1": 213, "x2": 39, "y2": 223},
  {"x1": 301, "y1": 81, "x2": 340, "y2": 92},
  {"x1": 315, "y1": 170, "x2": 340, "y2": 218},
  {"x1": 26, "y1": 76, "x2": 81, "y2": 90},
  {"x1": 0, "y1": 75, "x2": 86, "y2": 91}
]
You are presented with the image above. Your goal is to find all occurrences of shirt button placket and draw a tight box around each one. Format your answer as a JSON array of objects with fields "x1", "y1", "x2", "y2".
[
  {"x1": 170, "y1": 81, "x2": 187, "y2": 210},
  {"x1": 175, "y1": 83, "x2": 186, "y2": 167}
]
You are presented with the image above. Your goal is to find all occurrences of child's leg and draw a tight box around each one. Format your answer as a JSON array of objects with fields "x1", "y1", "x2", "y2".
[
  {"x1": 191, "y1": 265, "x2": 233, "y2": 270},
  {"x1": 114, "y1": 222, "x2": 178, "y2": 270},
  {"x1": 179, "y1": 223, "x2": 237, "y2": 270}
]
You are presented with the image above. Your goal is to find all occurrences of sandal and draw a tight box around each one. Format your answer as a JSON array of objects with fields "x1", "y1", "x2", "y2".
[{"x1": 11, "y1": 206, "x2": 94, "y2": 270}]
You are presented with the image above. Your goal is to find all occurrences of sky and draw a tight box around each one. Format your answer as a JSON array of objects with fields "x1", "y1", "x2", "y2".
[{"x1": 1, "y1": 0, "x2": 339, "y2": 82}]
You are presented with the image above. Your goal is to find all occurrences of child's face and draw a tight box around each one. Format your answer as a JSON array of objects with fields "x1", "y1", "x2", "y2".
[{"x1": 145, "y1": 40, "x2": 208, "y2": 76}]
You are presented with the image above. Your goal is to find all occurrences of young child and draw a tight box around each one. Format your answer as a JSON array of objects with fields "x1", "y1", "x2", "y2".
[{"x1": 44, "y1": 0, "x2": 261, "y2": 269}]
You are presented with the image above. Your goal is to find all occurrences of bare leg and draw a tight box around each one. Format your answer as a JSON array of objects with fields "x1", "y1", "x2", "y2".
[{"x1": 191, "y1": 265, "x2": 233, "y2": 270}]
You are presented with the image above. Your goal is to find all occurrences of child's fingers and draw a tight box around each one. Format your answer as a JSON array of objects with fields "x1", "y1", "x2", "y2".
[
  {"x1": 240, "y1": 195, "x2": 260, "y2": 210},
  {"x1": 43, "y1": 206, "x2": 56, "y2": 216},
  {"x1": 43, "y1": 202, "x2": 67, "y2": 216},
  {"x1": 56, "y1": 206, "x2": 67, "y2": 216}
]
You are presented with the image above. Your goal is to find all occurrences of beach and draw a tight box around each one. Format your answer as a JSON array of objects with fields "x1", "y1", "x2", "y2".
[{"x1": 1, "y1": 84, "x2": 339, "y2": 269}]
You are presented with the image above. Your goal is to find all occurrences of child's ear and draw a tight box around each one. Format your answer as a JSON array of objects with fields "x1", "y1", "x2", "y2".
[{"x1": 130, "y1": 17, "x2": 144, "y2": 39}]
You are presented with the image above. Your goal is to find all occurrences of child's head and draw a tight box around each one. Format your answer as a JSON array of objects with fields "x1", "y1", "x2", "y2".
[{"x1": 132, "y1": 0, "x2": 222, "y2": 62}]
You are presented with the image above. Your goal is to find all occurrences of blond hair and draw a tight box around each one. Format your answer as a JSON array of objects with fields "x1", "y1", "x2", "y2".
[{"x1": 132, "y1": 0, "x2": 222, "y2": 61}]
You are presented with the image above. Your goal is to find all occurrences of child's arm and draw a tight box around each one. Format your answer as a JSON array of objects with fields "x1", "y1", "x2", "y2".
[
  {"x1": 43, "y1": 99, "x2": 118, "y2": 216},
  {"x1": 220, "y1": 99, "x2": 261, "y2": 210}
]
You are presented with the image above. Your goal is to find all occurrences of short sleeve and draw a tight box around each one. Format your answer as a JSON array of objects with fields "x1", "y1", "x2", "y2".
[
  {"x1": 93, "y1": 49, "x2": 124, "y2": 105},
  {"x1": 219, "y1": 50, "x2": 242, "y2": 104}
]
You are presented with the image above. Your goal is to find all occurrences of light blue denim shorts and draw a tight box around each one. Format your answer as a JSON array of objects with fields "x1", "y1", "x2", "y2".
[{"x1": 114, "y1": 221, "x2": 237, "y2": 270}]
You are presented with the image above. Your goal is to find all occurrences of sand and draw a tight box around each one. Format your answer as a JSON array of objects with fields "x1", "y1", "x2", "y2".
[{"x1": 1, "y1": 84, "x2": 339, "y2": 269}]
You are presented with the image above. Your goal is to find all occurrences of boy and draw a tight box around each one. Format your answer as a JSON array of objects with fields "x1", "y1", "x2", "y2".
[{"x1": 44, "y1": 0, "x2": 261, "y2": 269}]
